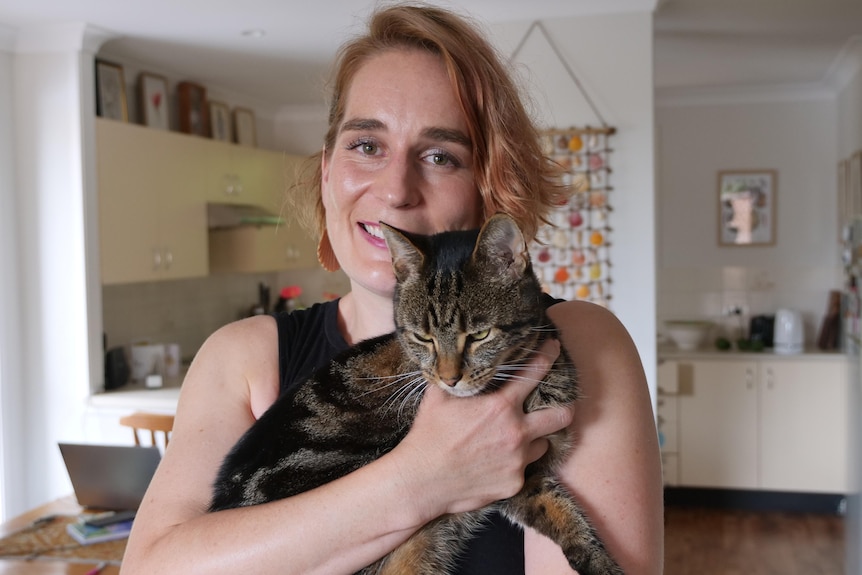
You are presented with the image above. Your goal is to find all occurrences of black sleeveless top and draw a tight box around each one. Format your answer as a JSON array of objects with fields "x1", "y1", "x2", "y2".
[{"x1": 273, "y1": 298, "x2": 573, "y2": 575}]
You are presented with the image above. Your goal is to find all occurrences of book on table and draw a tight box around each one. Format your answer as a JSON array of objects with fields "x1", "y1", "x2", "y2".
[{"x1": 66, "y1": 517, "x2": 134, "y2": 545}]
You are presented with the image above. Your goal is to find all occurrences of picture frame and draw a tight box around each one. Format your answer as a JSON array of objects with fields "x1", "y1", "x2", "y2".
[
  {"x1": 138, "y1": 72, "x2": 170, "y2": 130},
  {"x1": 718, "y1": 169, "x2": 776, "y2": 246},
  {"x1": 177, "y1": 81, "x2": 209, "y2": 137},
  {"x1": 233, "y1": 107, "x2": 257, "y2": 147},
  {"x1": 209, "y1": 101, "x2": 232, "y2": 142},
  {"x1": 95, "y1": 60, "x2": 128, "y2": 122}
]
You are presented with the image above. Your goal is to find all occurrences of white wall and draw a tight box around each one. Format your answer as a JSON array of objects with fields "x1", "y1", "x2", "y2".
[
  {"x1": 0, "y1": 25, "x2": 23, "y2": 521},
  {"x1": 836, "y1": 38, "x2": 862, "y2": 159},
  {"x1": 656, "y1": 97, "x2": 842, "y2": 343},
  {"x1": 0, "y1": 25, "x2": 108, "y2": 519}
]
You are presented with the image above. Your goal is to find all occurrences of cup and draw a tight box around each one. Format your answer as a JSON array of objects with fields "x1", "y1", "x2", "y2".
[{"x1": 130, "y1": 342, "x2": 165, "y2": 381}]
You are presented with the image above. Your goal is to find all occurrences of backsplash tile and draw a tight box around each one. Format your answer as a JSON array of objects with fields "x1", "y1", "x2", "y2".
[
  {"x1": 658, "y1": 265, "x2": 844, "y2": 346},
  {"x1": 102, "y1": 267, "x2": 349, "y2": 362}
]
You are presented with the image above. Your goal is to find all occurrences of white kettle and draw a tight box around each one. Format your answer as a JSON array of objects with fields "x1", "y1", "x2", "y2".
[{"x1": 773, "y1": 308, "x2": 804, "y2": 354}]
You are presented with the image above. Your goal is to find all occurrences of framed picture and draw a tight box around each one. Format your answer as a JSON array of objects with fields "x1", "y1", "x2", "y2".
[
  {"x1": 233, "y1": 107, "x2": 257, "y2": 147},
  {"x1": 177, "y1": 81, "x2": 208, "y2": 137},
  {"x1": 95, "y1": 60, "x2": 128, "y2": 121},
  {"x1": 138, "y1": 73, "x2": 170, "y2": 130},
  {"x1": 209, "y1": 101, "x2": 231, "y2": 142},
  {"x1": 718, "y1": 170, "x2": 776, "y2": 246}
]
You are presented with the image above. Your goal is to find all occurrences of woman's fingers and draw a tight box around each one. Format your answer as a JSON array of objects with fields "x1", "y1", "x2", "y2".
[{"x1": 502, "y1": 338, "x2": 560, "y2": 405}]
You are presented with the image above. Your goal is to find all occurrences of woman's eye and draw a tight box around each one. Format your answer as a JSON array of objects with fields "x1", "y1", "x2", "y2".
[
  {"x1": 470, "y1": 329, "x2": 490, "y2": 341},
  {"x1": 425, "y1": 150, "x2": 459, "y2": 167},
  {"x1": 347, "y1": 139, "x2": 379, "y2": 155}
]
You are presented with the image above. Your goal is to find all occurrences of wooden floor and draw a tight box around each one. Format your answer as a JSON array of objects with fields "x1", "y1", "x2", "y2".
[{"x1": 664, "y1": 506, "x2": 845, "y2": 575}]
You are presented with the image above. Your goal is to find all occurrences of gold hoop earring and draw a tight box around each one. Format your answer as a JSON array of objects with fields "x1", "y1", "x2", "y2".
[{"x1": 317, "y1": 229, "x2": 340, "y2": 272}]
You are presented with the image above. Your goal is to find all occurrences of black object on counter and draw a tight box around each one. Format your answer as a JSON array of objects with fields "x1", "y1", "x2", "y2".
[
  {"x1": 749, "y1": 315, "x2": 775, "y2": 347},
  {"x1": 104, "y1": 347, "x2": 130, "y2": 390}
]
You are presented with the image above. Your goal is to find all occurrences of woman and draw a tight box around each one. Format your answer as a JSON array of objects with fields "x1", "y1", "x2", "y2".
[{"x1": 120, "y1": 4, "x2": 663, "y2": 574}]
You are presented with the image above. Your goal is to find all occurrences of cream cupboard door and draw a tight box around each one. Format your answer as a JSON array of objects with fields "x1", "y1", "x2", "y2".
[
  {"x1": 203, "y1": 139, "x2": 273, "y2": 206},
  {"x1": 97, "y1": 119, "x2": 207, "y2": 284},
  {"x1": 759, "y1": 359, "x2": 849, "y2": 492},
  {"x1": 268, "y1": 153, "x2": 318, "y2": 270},
  {"x1": 207, "y1": 152, "x2": 319, "y2": 273},
  {"x1": 678, "y1": 360, "x2": 759, "y2": 489}
]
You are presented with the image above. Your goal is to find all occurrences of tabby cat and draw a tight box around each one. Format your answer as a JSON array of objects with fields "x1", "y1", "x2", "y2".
[{"x1": 209, "y1": 213, "x2": 623, "y2": 575}]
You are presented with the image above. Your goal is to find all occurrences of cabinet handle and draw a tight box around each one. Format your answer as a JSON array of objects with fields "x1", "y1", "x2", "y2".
[
  {"x1": 152, "y1": 249, "x2": 162, "y2": 270},
  {"x1": 164, "y1": 250, "x2": 173, "y2": 269}
]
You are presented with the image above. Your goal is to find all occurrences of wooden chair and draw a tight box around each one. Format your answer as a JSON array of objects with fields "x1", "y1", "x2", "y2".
[{"x1": 119, "y1": 412, "x2": 175, "y2": 448}]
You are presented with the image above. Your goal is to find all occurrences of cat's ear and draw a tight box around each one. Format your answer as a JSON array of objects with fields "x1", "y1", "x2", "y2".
[
  {"x1": 474, "y1": 213, "x2": 529, "y2": 280},
  {"x1": 380, "y1": 222, "x2": 424, "y2": 282}
]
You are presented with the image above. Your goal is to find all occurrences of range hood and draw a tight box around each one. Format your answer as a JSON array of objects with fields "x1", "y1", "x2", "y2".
[{"x1": 207, "y1": 203, "x2": 285, "y2": 229}]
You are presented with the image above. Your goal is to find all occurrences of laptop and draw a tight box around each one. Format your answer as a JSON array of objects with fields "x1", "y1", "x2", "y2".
[{"x1": 58, "y1": 443, "x2": 161, "y2": 511}]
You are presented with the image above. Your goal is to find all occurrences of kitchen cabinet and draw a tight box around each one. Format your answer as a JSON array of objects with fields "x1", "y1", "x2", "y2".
[
  {"x1": 97, "y1": 119, "x2": 319, "y2": 281},
  {"x1": 208, "y1": 153, "x2": 318, "y2": 273},
  {"x1": 663, "y1": 355, "x2": 849, "y2": 493},
  {"x1": 96, "y1": 118, "x2": 208, "y2": 284},
  {"x1": 656, "y1": 360, "x2": 681, "y2": 485},
  {"x1": 201, "y1": 138, "x2": 276, "y2": 206}
]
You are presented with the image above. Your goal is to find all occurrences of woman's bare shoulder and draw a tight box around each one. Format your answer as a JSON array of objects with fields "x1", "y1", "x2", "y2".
[
  {"x1": 178, "y1": 315, "x2": 281, "y2": 427},
  {"x1": 546, "y1": 300, "x2": 639, "y2": 361}
]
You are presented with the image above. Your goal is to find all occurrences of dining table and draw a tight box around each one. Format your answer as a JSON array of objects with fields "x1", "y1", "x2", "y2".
[{"x1": 0, "y1": 497, "x2": 121, "y2": 574}]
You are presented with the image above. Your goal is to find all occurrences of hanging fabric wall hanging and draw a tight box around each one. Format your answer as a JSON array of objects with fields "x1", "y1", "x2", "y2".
[{"x1": 511, "y1": 22, "x2": 617, "y2": 308}]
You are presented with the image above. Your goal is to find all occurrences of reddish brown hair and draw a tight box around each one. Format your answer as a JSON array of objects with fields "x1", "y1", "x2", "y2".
[{"x1": 294, "y1": 2, "x2": 565, "y2": 243}]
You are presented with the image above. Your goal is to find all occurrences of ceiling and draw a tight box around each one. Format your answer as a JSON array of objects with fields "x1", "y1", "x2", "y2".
[{"x1": 1, "y1": 0, "x2": 861, "y2": 109}]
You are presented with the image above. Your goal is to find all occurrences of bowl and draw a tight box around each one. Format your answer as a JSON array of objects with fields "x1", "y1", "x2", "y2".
[{"x1": 665, "y1": 320, "x2": 712, "y2": 351}]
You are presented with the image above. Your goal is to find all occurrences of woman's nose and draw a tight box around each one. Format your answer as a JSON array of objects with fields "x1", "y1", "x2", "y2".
[{"x1": 375, "y1": 156, "x2": 420, "y2": 208}]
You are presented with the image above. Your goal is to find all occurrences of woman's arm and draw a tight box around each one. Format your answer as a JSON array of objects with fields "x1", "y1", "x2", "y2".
[
  {"x1": 524, "y1": 301, "x2": 664, "y2": 575},
  {"x1": 121, "y1": 316, "x2": 571, "y2": 575}
]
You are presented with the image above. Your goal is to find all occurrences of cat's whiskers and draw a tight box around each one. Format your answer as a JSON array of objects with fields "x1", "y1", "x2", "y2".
[
  {"x1": 379, "y1": 375, "x2": 427, "y2": 421},
  {"x1": 354, "y1": 370, "x2": 424, "y2": 399}
]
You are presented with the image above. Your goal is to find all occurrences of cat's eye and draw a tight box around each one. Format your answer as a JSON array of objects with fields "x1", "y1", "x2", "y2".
[
  {"x1": 412, "y1": 332, "x2": 434, "y2": 344},
  {"x1": 470, "y1": 329, "x2": 491, "y2": 341}
]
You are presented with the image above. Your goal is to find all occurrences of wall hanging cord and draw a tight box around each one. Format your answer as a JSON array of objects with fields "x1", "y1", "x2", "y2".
[{"x1": 509, "y1": 20, "x2": 609, "y2": 128}]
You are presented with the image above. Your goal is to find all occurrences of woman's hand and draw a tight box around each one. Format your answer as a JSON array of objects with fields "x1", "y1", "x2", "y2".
[{"x1": 390, "y1": 339, "x2": 574, "y2": 521}]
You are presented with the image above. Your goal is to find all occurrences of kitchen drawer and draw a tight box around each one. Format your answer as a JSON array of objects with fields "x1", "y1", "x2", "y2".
[
  {"x1": 662, "y1": 453, "x2": 679, "y2": 486},
  {"x1": 657, "y1": 394, "x2": 678, "y2": 422},
  {"x1": 660, "y1": 416, "x2": 678, "y2": 452}
]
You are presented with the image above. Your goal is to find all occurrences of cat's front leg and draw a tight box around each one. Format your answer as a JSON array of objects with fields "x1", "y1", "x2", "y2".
[{"x1": 501, "y1": 474, "x2": 624, "y2": 575}]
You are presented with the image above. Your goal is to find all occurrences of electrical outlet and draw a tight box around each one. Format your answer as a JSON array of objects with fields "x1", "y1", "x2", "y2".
[{"x1": 721, "y1": 293, "x2": 750, "y2": 317}]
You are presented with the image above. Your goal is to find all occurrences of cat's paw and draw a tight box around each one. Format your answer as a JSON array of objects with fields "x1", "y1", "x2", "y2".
[{"x1": 568, "y1": 548, "x2": 624, "y2": 575}]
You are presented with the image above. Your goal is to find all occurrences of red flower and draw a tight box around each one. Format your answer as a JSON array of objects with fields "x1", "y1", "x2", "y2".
[{"x1": 281, "y1": 285, "x2": 302, "y2": 299}]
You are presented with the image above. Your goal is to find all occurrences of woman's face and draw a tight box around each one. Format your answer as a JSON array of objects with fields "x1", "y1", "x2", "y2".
[{"x1": 321, "y1": 48, "x2": 483, "y2": 298}]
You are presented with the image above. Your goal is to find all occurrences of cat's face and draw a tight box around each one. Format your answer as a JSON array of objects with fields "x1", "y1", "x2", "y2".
[{"x1": 382, "y1": 214, "x2": 544, "y2": 397}]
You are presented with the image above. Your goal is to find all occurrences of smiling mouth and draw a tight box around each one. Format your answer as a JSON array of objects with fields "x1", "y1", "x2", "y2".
[{"x1": 360, "y1": 222, "x2": 385, "y2": 240}]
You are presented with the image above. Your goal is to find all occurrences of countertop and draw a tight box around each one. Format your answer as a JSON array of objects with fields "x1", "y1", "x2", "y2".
[
  {"x1": 658, "y1": 345, "x2": 847, "y2": 362},
  {"x1": 87, "y1": 372, "x2": 184, "y2": 412}
]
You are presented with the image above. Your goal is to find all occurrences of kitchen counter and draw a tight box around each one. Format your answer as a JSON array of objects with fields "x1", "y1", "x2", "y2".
[
  {"x1": 87, "y1": 373, "x2": 183, "y2": 413},
  {"x1": 658, "y1": 345, "x2": 847, "y2": 362}
]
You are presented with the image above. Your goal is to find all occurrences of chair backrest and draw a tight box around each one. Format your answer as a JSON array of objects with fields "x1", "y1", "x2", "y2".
[{"x1": 119, "y1": 412, "x2": 175, "y2": 449}]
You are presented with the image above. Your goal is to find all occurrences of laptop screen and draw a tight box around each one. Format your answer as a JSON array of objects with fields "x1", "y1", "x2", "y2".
[{"x1": 58, "y1": 443, "x2": 161, "y2": 511}]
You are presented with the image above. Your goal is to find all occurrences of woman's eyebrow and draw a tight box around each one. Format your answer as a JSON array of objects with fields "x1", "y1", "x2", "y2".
[
  {"x1": 423, "y1": 127, "x2": 471, "y2": 147},
  {"x1": 340, "y1": 117, "x2": 384, "y2": 133},
  {"x1": 339, "y1": 118, "x2": 470, "y2": 148}
]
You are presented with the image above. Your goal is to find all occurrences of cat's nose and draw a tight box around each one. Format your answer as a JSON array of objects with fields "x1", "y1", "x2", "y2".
[{"x1": 441, "y1": 375, "x2": 461, "y2": 387}]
